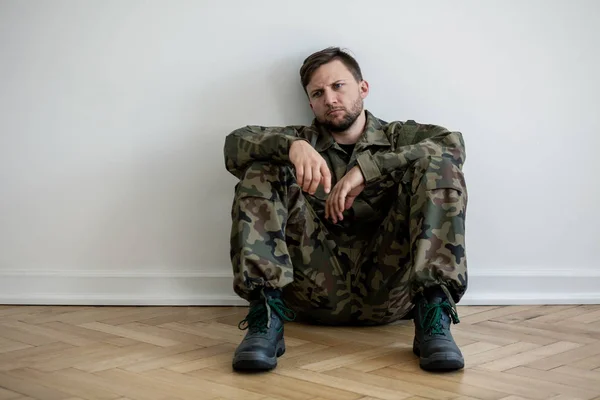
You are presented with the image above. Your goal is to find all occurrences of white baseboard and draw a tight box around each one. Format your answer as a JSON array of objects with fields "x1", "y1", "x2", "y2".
[
  {"x1": 461, "y1": 268, "x2": 600, "y2": 305},
  {"x1": 0, "y1": 268, "x2": 598, "y2": 306}
]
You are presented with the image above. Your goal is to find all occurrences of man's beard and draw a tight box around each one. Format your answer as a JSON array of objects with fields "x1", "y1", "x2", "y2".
[{"x1": 319, "y1": 97, "x2": 363, "y2": 133}]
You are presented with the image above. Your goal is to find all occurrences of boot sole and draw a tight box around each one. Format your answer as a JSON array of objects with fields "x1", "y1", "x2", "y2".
[
  {"x1": 413, "y1": 337, "x2": 464, "y2": 371},
  {"x1": 232, "y1": 338, "x2": 286, "y2": 371}
]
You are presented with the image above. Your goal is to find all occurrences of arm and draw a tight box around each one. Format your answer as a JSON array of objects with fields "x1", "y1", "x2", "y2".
[
  {"x1": 355, "y1": 122, "x2": 466, "y2": 183},
  {"x1": 223, "y1": 125, "x2": 309, "y2": 179}
]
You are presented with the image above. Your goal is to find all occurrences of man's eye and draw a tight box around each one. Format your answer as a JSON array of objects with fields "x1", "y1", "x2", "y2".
[
  {"x1": 313, "y1": 92, "x2": 322, "y2": 98},
  {"x1": 334, "y1": 83, "x2": 343, "y2": 89}
]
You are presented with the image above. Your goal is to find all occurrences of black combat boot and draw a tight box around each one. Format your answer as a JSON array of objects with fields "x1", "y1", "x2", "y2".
[
  {"x1": 413, "y1": 286, "x2": 464, "y2": 371},
  {"x1": 232, "y1": 288, "x2": 296, "y2": 371}
]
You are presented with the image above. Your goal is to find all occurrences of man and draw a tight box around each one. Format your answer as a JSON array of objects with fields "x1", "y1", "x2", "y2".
[{"x1": 223, "y1": 47, "x2": 468, "y2": 372}]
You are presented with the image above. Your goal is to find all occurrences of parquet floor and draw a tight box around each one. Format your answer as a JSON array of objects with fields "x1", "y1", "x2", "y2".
[{"x1": 0, "y1": 305, "x2": 599, "y2": 400}]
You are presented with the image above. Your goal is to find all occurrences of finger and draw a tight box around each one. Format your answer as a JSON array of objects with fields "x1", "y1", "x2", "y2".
[
  {"x1": 326, "y1": 190, "x2": 335, "y2": 223},
  {"x1": 320, "y1": 163, "x2": 332, "y2": 193},
  {"x1": 345, "y1": 197, "x2": 352, "y2": 210},
  {"x1": 331, "y1": 188, "x2": 341, "y2": 223},
  {"x1": 296, "y1": 164, "x2": 304, "y2": 187},
  {"x1": 308, "y1": 167, "x2": 320, "y2": 194},
  {"x1": 303, "y1": 164, "x2": 312, "y2": 191},
  {"x1": 338, "y1": 185, "x2": 347, "y2": 221}
]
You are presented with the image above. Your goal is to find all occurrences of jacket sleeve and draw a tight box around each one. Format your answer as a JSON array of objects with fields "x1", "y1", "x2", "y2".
[
  {"x1": 223, "y1": 125, "x2": 309, "y2": 179},
  {"x1": 355, "y1": 122, "x2": 466, "y2": 183}
]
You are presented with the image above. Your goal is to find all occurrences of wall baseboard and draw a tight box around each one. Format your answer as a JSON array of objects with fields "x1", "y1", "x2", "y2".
[{"x1": 0, "y1": 268, "x2": 598, "y2": 306}]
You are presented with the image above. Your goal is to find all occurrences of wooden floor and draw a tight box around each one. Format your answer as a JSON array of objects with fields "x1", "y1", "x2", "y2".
[{"x1": 0, "y1": 305, "x2": 599, "y2": 400}]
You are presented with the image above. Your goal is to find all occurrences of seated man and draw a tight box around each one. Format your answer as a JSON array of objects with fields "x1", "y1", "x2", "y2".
[{"x1": 223, "y1": 47, "x2": 468, "y2": 372}]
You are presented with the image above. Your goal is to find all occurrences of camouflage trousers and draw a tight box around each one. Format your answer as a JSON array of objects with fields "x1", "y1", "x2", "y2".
[{"x1": 229, "y1": 159, "x2": 467, "y2": 325}]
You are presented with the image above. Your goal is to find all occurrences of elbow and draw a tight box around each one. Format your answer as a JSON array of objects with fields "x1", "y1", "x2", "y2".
[{"x1": 446, "y1": 131, "x2": 466, "y2": 167}]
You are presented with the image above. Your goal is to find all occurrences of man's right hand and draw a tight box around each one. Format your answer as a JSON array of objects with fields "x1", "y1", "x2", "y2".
[{"x1": 289, "y1": 140, "x2": 332, "y2": 195}]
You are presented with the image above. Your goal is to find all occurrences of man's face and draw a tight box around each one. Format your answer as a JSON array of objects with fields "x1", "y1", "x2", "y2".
[{"x1": 306, "y1": 59, "x2": 369, "y2": 133}]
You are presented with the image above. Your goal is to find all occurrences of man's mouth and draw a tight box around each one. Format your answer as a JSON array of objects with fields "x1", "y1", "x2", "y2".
[{"x1": 327, "y1": 109, "x2": 344, "y2": 115}]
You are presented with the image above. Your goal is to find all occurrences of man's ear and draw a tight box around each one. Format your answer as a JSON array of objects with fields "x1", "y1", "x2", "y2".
[{"x1": 360, "y1": 80, "x2": 370, "y2": 99}]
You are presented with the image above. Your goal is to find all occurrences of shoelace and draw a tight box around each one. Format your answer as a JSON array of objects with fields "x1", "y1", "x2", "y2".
[
  {"x1": 238, "y1": 289, "x2": 296, "y2": 334},
  {"x1": 420, "y1": 300, "x2": 460, "y2": 336}
]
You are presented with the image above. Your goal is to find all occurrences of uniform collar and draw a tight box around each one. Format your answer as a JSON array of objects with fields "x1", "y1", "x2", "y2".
[{"x1": 310, "y1": 109, "x2": 390, "y2": 152}]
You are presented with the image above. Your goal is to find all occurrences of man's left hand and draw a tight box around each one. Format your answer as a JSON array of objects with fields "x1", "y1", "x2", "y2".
[{"x1": 325, "y1": 166, "x2": 365, "y2": 224}]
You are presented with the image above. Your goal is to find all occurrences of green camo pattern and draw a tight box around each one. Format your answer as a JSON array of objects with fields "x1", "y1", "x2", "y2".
[{"x1": 224, "y1": 110, "x2": 468, "y2": 325}]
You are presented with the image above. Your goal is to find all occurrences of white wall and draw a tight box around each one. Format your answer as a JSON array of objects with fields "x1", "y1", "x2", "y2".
[{"x1": 1, "y1": 0, "x2": 599, "y2": 305}]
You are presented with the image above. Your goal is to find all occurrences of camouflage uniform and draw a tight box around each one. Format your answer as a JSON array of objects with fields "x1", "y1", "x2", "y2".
[{"x1": 224, "y1": 110, "x2": 468, "y2": 325}]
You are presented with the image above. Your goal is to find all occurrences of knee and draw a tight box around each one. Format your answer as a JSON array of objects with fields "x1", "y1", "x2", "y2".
[
  {"x1": 235, "y1": 162, "x2": 298, "y2": 200},
  {"x1": 240, "y1": 162, "x2": 296, "y2": 183}
]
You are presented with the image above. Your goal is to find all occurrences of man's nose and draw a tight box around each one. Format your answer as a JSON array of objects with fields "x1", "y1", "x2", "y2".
[{"x1": 324, "y1": 89, "x2": 337, "y2": 106}]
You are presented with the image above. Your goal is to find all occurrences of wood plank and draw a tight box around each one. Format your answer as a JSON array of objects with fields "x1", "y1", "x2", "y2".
[
  {"x1": 504, "y1": 366, "x2": 600, "y2": 398},
  {"x1": 521, "y1": 321, "x2": 600, "y2": 343},
  {"x1": 325, "y1": 367, "x2": 459, "y2": 399},
  {"x1": 390, "y1": 363, "x2": 557, "y2": 399},
  {"x1": 526, "y1": 305, "x2": 598, "y2": 323},
  {"x1": 550, "y1": 366, "x2": 600, "y2": 382},
  {"x1": 142, "y1": 368, "x2": 266, "y2": 400},
  {"x1": 564, "y1": 309, "x2": 600, "y2": 324},
  {"x1": 458, "y1": 322, "x2": 558, "y2": 346},
  {"x1": 0, "y1": 387, "x2": 23, "y2": 400},
  {"x1": 165, "y1": 348, "x2": 234, "y2": 372},
  {"x1": 275, "y1": 367, "x2": 414, "y2": 400},
  {"x1": 526, "y1": 342, "x2": 600, "y2": 370},
  {"x1": 78, "y1": 322, "x2": 181, "y2": 347},
  {"x1": 0, "y1": 322, "x2": 59, "y2": 346},
  {"x1": 283, "y1": 323, "x2": 356, "y2": 346},
  {"x1": 277, "y1": 343, "x2": 375, "y2": 369},
  {"x1": 570, "y1": 353, "x2": 600, "y2": 370},
  {"x1": 119, "y1": 322, "x2": 225, "y2": 347},
  {"x1": 0, "y1": 342, "x2": 76, "y2": 371},
  {"x1": 8, "y1": 307, "x2": 94, "y2": 325},
  {"x1": 460, "y1": 341, "x2": 501, "y2": 356},
  {"x1": 490, "y1": 306, "x2": 579, "y2": 324},
  {"x1": 122, "y1": 343, "x2": 235, "y2": 373},
  {"x1": 0, "y1": 370, "x2": 73, "y2": 400},
  {"x1": 1, "y1": 320, "x2": 96, "y2": 346},
  {"x1": 477, "y1": 320, "x2": 598, "y2": 345},
  {"x1": 41, "y1": 307, "x2": 148, "y2": 325},
  {"x1": 459, "y1": 306, "x2": 538, "y2": 324},
  {"x1": 451, "y1": 328, "x2": 519, "y2": 346},
  {"x1": 0, "y1": 306, "x2": 47, "y2": 318},
  {"x1": 4, "y1": 368, "x2": 119, "y2": 400},
  {"x1": 0, "y1": 338, "x2": 32, "y2": 354},
  {"x1": 196, "y1": 367, "x2": 362, "y2": 400},
  {"x1": 32, "y1": 343, "x2": 138, "y2": 372},
  {"x1": 39, "y1": 321, "x2": 140, "y2": 346},
  {"x1": 74, "y1": 343, "x2": 198, "y2": 373},
  {"x1": 478, "y1": 341, "x2": 582, "y2": 371},
  {"x1": 346, "y1": 351, "x2": 418, "y2": 373},
  {"x1": 300, "y1": 343, "x2": 407, "y2": 372},
  {"x1": 372, "y1": 366, "x2": 507, "y2": 400},
  {"x1": 455, "y1": 306, "x2": 502, "y2": 317},
  {"x1": 464, "y1": 341, "x2": 541, "y2": 367}
]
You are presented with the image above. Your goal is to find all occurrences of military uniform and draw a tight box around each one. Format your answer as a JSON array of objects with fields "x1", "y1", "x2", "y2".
[{"x1": 224, "y1": 110, "x2": 468, "y2": 325}]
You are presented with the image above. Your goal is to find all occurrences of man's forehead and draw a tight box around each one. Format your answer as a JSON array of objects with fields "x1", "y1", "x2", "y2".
[{"x1": 307, "y1": 60, "x2": 354, "y2": 91}]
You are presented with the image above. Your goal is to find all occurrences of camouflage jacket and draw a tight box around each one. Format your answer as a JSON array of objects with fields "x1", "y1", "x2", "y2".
[{"x1": 224, "y1": 110, "x2": 466, "y2": 234}]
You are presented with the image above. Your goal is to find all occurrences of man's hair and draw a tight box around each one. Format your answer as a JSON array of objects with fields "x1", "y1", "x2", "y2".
[{"x1": 299, "y1": 47, "x2": 363, "y2": 94}]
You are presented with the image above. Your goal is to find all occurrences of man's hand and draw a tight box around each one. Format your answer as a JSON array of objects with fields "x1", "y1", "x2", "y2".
[
  {"x1": 325, "y1": 166, "x2": 365, "y2": 224},
  {"x1": 289, "y1": 140, "x2": 332, "y2": 195}
]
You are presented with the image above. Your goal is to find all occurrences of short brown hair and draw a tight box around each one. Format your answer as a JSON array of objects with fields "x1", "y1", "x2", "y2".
[{"x1": 299, "y1": 47, "x2": 363, "y2": 94}]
